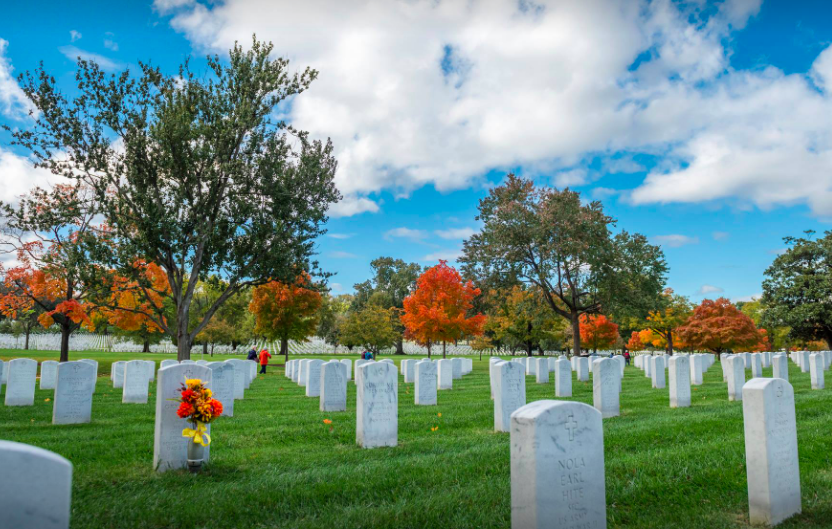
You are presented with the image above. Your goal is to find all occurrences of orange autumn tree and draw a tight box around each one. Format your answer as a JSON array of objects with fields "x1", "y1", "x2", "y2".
[
  {"x1": 677, "y1": 297, "x2": 767, "y2": 358},
  {"x1": 626, "y1": 331, "x2": 644, "y2": 351},
  {"x1": 249, "y1": 274, "x2": 322, "y2": 361},
  {"x1": 578, "y1": 314, "x2": 619, "y2": 353},
  {"x1": 644, "y1": 288, "x2": 693, "y2": 355},
  {"x1": 401, "y1": 260, "x2": 485, "y2": 358}
]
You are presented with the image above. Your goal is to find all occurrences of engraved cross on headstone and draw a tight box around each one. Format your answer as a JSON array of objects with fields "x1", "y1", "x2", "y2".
[{"x1": 565, "y1": 413, "x2": 578, "y2": 441}]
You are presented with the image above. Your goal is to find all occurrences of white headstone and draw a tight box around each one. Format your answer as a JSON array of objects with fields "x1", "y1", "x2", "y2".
[
  {"x1": 555, "y1": 356, "x2": 572, "y2": 397},
  {"x1": 225, "y1": 359, "x2": 247, "y2": 399},
  {"x1": 437, "y1": 359, "x2": 453, "y2": 390},
  {"x1": 799, "y1": 351, "x2": 810, "y2": 373},
  {"x1": 451, "y1": 358, "x2": 462, "y2": 379},
  {"x1": 510, "y1": 400, "x2": 605, "y2": 529},
  {"x1": 742, "y1": 378, "x2": 801, "y2": 526},
  {"x1": 494, "y1": 361, "x2": 526, "y2": 432},
  {"x1": 772, "y1": 353, "x2": 789, "y2": 381},
  {"x1": 39, "y1": 360, "x2": 58, "y2": 390},
  {"x1": 112, "y1": 361, "x2": 126, "y2": 389},
  {"x1": 298, "y1": 359, "x2": 309, "y2": 387},
  {"x1": 535, "y1": 358, "x2": 549, "y2": 383},
  {"x1": 525, "y1": 357, "x2": 537, "y2": 376},
  {"x1": 690, "y1": 354, "x2": 703, "y2": 385},
  {"x1": 645, "y1": 355, "x2": 653, "y2": 378},
  {"x1": 4, "y1": 358, "x2": 37, "y2": 406},
  {"x1": 547, "y1": 357, "x2": 556, "y2": 373},
  {"x1": 207, "y1": 362, "x2": 235, "y2": 417},
  {"x1": 356, "y1": 361, "x2": 398, "y2": 448},
  {"x1": 668, "y1": 356, "x2": 691, "y2": 408},
  {"x1": 592, "y1": 358, "x2": 619, "y2": 418},
  {"x1": 0, "y1": 440, "x2": 72, "y2": 529},
  {"x1": 292, "y1": 359, "x2": 302, "y2": 383},
  {"x1": 651, "y1": 355, "x2": 666, "y2": 389},
  {"x1": 614, "y1": 355, "x2": 625, "y2": 377},
  {"x1": 153, "y1": 364, "x2": 212, "y2": 472},
  {"x1": 721, "y1": 354, "x2": 732, "y2": 382},
  {"x1": 320, "y1": 360, "x2": 348, "y2": 412},
  {"x1": 160, "y1": 359, "x2": 178, "y2": 369},
  {"x1": 402, "y1": 359, "x2": 416, "y2": 383},
  {"x1": 78, "y1": 359, "x2": 98, "y2": 393},
  {"x1": 305, "y1": 359, "x2": 324, "y2": 397},
  {"x1": 52, "y1": 361, "x2": 95, "y2": 425},
  {"x1": 728, "y1": 356, "x2": 746, "y2": 402},
  {"x1": 809, "y1": 353, "x2": 824, "y2": 390},
  {"x1": 340, "y1": 358, "x2": 352, "y2": 380},
  {"x1": 751, "y1": 353, "x2": 763, "y2": 378},
  {"x1": 145, "y1": 360, "x2": 156, "y2": 382},
  {"x1": 576, "y1": 357, "x2": 589, "y2": 382},
  {"x1": 354, "y1": 359, "x2": 373, "y2": 388},
  {"x1": 196, "y1": 360, "x2": 208, "y2": 366},
  {"x1": 123, "y1": 360, "x2": 150, "y2": 404},
  {"x1": 415, "y1": 360, "x2": 438, "y2": 405},
  {"x1": 180, "y1": 360, "x2": 195, "y2": 365}
]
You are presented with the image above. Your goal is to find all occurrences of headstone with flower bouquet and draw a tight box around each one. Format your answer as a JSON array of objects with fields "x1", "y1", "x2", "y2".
[{"x1": 174, "y1": 378, "x2": 223, "y2": 473}]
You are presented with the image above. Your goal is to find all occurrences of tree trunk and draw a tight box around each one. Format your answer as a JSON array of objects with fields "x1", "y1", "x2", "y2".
[
  {"x1": 24, "y1": 328, "x2": 30, "y2": 350},
  {"x1": 177, "y1": 330, "x2": 191, "y2": 361},
  {"x1": 442, "y1": 341, "x2": 446, "y2": 359},
  {"x1": 395, "y1": 336, "x2": 405, "y2": 355},
  {"x1": 59, "y1": 323, "x2": 70, "y2": 362},
  {"x1": 571, "y1": 311, "x2": 582, "y2": 357},
  {"x1": 526, "y1": 342, "x2": 533, "y2": 356},
  {"x1": 427, "y1": 342, "x2": 432, "y2": 359},
  {"x1": 142, "y1": 340, "x2": 150, "y2": 353},
  {"x1": 280, "y1": 337, "x2": 289, "y2": 363}
]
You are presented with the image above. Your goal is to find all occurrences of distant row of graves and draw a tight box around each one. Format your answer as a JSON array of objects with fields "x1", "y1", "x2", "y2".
[{"x1": 0, "y1": 350, "x2": 826, "y2": 528}]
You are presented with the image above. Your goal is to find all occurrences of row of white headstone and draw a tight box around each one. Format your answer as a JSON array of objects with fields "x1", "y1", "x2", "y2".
[
  {"x1": 283, "y1": 356, "x2": 473, "y2": 448},
  {"x1": 508, "y1": 375, "x2": 802, "y2": 528}
]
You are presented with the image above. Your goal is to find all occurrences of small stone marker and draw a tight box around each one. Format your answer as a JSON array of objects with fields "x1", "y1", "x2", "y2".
[
  {"x1": 809, "y1": 353, "x2": 824, "y2": 390},
  {"x1": 751, "y1": 353, "x2": 763, "y2": 378},
  {"x1": 510, "y1": 400, "x2": 606, "y2": 529},
  {"x1": 593, "y1": 358, "x2": 619, "y2": 418},
  {"x1": 53, "y1": 361, "x2": 95, "y2": 425},
  {"x1": 356, "y1": 361, "x2": 398, "y2": 448},
  {"x1": 576, "y1": 357, "x2": 589, "y2": 382},
  {"x1": 5, "y1": 358, "x2": 37, "y2": 406},
  {"x1": 40, "y1": 360, "x2": 59, "y2": 390},
  {"x1": 690, "y1": 354, "x2": 704, "y2": 385},
  {"x1": 154, "y1": 364, "x2": 212, "y2": 472},
  {"x1": 555, "y1": 356, "x2": 572, "y2": 397},
  {"x1": 320, "y1": 360, "x2": 348, "y2": 412},
  {"x1": 772, "y1": 353, "x2": 789, "y2": 381},
  {"x1": 494, "y1": 361, "x2": 526, "y2": 432},
  {"x1": 451, "y1": 358, "x2": 463, "y2": 379},
  {"x1": 437, "y1": 359, "x2": 453, "y2": 390},
  {"x1": 651, "y1": 355, "x2": 666, "y2": 389},
  {"x1": 123, "y1": 360, "x2": 150, "y2": 404},
  {"x1": 340, "y1": 358, "x2": 352, "y2": 380},
  {"x1": 0, "y1": 440, "x2": 72, "y2": 529},
  {"x1": 668, "y1": 356, "x2": 691, "y2": 408},
  {"x1": 207, "y1": 362, "x2": 235, "y2": 417},
  {"x1": 728, "y1": 356, "x2": 745, "y2": 402},
  {"x1": 305, "y1": 359, "x2": 324, "y2": 397},
  {"x1": 742, "y1": 378, "x2": 801, "y2": 526},
  {"x1": 535, "y1": 358, "x2": 549, "y2": 383},
  {"x1": 415, "y1": 360, "x2": 438, "y2": 405}
]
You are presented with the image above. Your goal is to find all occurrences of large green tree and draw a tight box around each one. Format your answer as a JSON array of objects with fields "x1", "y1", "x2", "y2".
[
  {"x1": 7, "y1": 37, "x2": 339, "y2": 360},
  {"x1": 762, "y1": 231, "x2": 832, "y2": 347},
  {"x1": 460, "y1": 174, "x2": 667, "y2": 356}
]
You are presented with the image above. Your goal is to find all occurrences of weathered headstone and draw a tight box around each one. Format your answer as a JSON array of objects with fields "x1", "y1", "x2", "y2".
[
  {"x1": 742, "y1": 378, "x2": 801, "y2": 526},
  {"x1": 651, "y1": 355, "x2": 666, "y2": 389},
  {"x1": 772, "y1": 353, "x2": 789, "y2": 381},
  {"x1": 39, "y1": 360, "x2": 59, "y2": 390},
  {"x1": 809, "y1": 353, "x2": 824, "y2": 390},
  {"x1": 305, "y1": 359, "x2": 324, "y2": 397},
  {"x1": 555, "y1": 356, "x2": 572, "y2": 397},
  {"x1": 207, "y1": 362, "x2": 235, "y2": 417},
  {"x1": 5, "y1": 358, "x2": 37, "y2": 406},
  {"x1": 668, "y1": 355, "x2": 691, "y2": 408},
  {"x1": 356, "y1": 361, "x2": 397, "y2": 448},
  {"x1": 354, "y1": 359, "x2": 370, "y2": 386},
  {"x1": 494, "y1": 361, "x2": 526, "y2": 432},
  {"x1": 153, "y1": 364, "x2": 212, "y2": 472},
  {"x1": 728, "y1": 355, "x2": 746, "y2": 402},
  {"x1": 751, "y1": 353, "x2": 763, "y2": 378},
  {"x1": 52, "y1": 361, "x2": 95, "y2": 425},
  {"x1": 510, "y1": 400, "x2": 606, "y2": 529},
  {"x1": 123, "y1": 360, "x2": 150, "y2": 404},
  {"x1": 576, "y1": 357, "x2": 589, "y2": 382},
  {"x1": 320, "y1": 360, "x2": 348, "y2": 412},
  {"x1": 415, "y1": 360, "x2": 438, "y2": 405},
  {"x1": 593, "y1": 358, "x2": 619, "y2": 418},
  {"x1": 340, "y1": 358, "x2": 352, "y2": 380},
  {"x1": 0, "y1": 440, "x2": 72, "y2": 529},
  {"x1": 535, "y1": 358, "x2": 549, "y2": 384},
  {"x1": 437, "y1": 359, "x2": 453, "y2": 390}
]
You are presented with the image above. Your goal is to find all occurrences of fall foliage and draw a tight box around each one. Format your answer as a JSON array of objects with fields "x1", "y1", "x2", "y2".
[
  {"x1": 249, "y1": 274, "x2": 322, "y2": 360},
  {"x1": 579, "y1": 314, "x2": 619, "y2": 353},
  {"x1": 677, "y1": 297, "x2": 767, "y2": 356},
  {"x1": 401, "y1": 261, "x2": 485, "y2": 358},
  {"x1": 644, "y1": 289, "x2": 692, "y2": 354},
  {"x1": 626, "y1": 331, "x2": 644, "y2": 351}
]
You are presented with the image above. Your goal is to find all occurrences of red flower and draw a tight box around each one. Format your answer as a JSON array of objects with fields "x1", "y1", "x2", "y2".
[
  {"x1": 176, "y1": 402, "x2": 194, "y2": 419},
  {"x1": 180, "y1": 389, "x2": 196, "y2": 402},
  {"x1": 210, "y1": 399, "x2": 223, "y2": 417}
]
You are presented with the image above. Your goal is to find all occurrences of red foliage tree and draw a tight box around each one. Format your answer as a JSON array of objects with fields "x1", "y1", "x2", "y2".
[
  {"x1": 677, "y1": 297, "x2": 767, "y2": 357},
  {"x1": 626, "y1": 331, "x2": 644, "y2": 351},
  {"x1": 249, "y1": 274, "x2": 322, "y2": 361},
  {"x1": 401, "y1": 261, "x2": 485, "y2": 358},
  {"x1": 578, "y1": 314, "x2": 619, "y2": 353}
]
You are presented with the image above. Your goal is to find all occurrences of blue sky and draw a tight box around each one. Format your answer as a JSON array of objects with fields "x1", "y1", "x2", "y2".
[{"x1": 1, "y1": 0, "x2": 830, "y2": 302}]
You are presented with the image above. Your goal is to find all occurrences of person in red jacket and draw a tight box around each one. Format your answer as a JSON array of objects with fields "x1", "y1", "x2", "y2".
[{"x1": 258, "y1": 348, "x2": 272, "y2": 374}]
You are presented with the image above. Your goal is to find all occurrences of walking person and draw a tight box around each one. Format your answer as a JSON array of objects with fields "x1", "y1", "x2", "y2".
[
  {"x1": 259, "y1": 348, "x2": 272, "y2": 374},
  {"x1": 247, "y1": 348, "x2": 257, "y2": 361},
  {"x1": 623, "y1": 350, "x2": 631, "y2": 366}
]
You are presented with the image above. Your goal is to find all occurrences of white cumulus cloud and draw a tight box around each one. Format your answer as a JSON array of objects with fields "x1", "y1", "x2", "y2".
[
  {"x1": 650, "y1": 234, "x2": 699, "y2": 248},
  {"x1": 434, "y1": 227, "x2": 476, "y2": 240}
]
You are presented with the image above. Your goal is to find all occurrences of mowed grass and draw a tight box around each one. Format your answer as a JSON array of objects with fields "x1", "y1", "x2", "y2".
[{"x1": 1, "y1": 349, "x2": 832, "y2": 529}]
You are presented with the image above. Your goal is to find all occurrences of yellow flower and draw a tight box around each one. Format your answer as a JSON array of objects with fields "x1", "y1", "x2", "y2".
[
  {"x1": 323, "y1": 419, "x2": 332, "y2": 425},
  {"x1": 431, "y1": 426, "x2": 439, "y2": 432},
  {"x1": 203, "y1": 388, "x2": 213, "y2": 398},
  {"x1": 44, "y1": 398, "x2": 51, "y2": 402},
  {"x1": 437, "y1": 413, "x2": 442, "y2": 418}
]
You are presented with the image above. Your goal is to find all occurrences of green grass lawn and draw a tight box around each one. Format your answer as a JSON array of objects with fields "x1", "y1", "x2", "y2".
[{"x1": 1, "y1": 350, "x2": 831, "y2": 529}]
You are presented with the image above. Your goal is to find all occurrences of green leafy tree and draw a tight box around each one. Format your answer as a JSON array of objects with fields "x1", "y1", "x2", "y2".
[
  {"x1": 762, "y1": 231, "x2": 832, "y2": 347},
  {"x1": 7, "y1": 37, "x2": 340, "y2": 360},
  {"x1": 460, "y1": 174, "x2": 667, "y2": 356},
  {"x1": 316, "y1": 293, "x2": 352, "y2": 349},
  {"x1": 339, "y1": 305, "x2": 399, "y2": 357}
]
